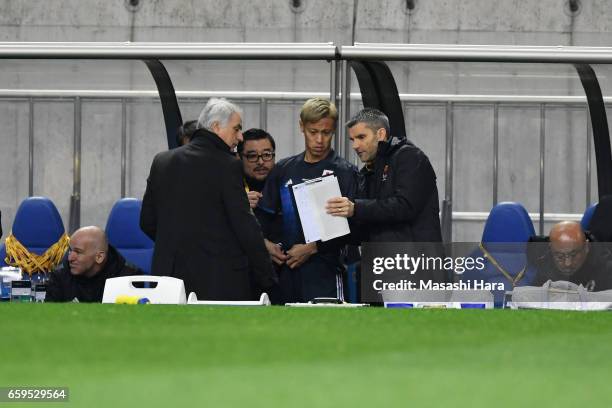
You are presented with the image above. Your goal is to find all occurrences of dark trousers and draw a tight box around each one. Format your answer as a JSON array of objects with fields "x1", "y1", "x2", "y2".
[{"x1": 279, "y1": 255, "x2": 342, "y2": 303}]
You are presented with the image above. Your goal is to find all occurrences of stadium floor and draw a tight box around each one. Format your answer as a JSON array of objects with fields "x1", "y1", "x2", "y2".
[{"x1": 2, "y1": 304, "x2": 612, "y2": 407}]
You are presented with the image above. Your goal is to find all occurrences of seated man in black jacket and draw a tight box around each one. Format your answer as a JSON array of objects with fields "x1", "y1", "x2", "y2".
[
  {"x1": 46, "y1": 226, "x2": 141, "y2": 302},
  {"x1": 531, "y1": 221, "x2": 612, "y2": 290}
]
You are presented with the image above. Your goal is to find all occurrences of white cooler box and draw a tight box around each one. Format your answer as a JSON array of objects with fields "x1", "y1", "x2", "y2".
[{"x1": 102, "y1": 275, "x2": 186, "y2": 305}]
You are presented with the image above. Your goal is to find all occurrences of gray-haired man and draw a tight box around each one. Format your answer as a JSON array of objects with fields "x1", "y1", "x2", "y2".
[
  {"x1": 326, "y1": 107, "x2": 442, "y2": 243},
  {"x1": 141, "y1": 98, "x2": 278, "y2": 301}
]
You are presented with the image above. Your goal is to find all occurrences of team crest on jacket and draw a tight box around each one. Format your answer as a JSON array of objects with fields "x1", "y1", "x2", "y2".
[{"x1": 382, "y1": 165, "x2": 389, "y2": 182}]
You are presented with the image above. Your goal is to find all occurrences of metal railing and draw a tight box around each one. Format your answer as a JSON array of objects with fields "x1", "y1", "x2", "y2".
[
  {"x1": 341, "y1": 43, "x2": 612, "y2": 63},
  {"x1": 338, "y1": 43, "x2": 612, "y2": 239},
  {"x1": 2, "y1": 42, "x2": 612, "y2": 236},
  {"x1": 0, "y1": 42, "x2": 340, "y2": 232},
  {"x1": 0, "y1": 42, "x2": 338, "y2": 60},
  {"x1": 0, "y1": 89, "x2": 600, "y2": 237}
]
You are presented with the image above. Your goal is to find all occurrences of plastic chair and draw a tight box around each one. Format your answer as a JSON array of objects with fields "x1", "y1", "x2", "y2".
[
  {"x1": 105, "y1": 198, "x2": 154, "y2": 274},
  {"x1": 581, "y1": 202, "x2": 597, "y2": 231},
  {"x1": 481, "y1": 202, "x2": 535, "y2": 244},
  {"x1": 0, "y1": 197, "x2": 67, "y2": 277},
  {"x1": 461, "y1": 202, "x2": 537, "y2": 306}
]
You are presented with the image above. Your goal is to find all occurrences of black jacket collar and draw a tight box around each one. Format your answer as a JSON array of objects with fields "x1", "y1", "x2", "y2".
[
  {"x1": 376, "y1": 135, "x2": 408, "y2": 158},
  {"x1": 190, "y1": 128, "x2": 234, "y2": 155},
  {"x1": 245, "y1": 175, "x2": 266, "y2": 192},
  {"x1": 360, "y1": 136, "x2": 407, "y2": 175}
]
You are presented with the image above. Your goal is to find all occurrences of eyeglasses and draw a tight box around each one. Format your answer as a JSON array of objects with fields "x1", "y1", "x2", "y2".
[
  {"x1": 551, "y1": 248, "x2": 584, "y2": 263},
  {"x1": 244, "y1": 151, "x2": 275, "y2": 163}
]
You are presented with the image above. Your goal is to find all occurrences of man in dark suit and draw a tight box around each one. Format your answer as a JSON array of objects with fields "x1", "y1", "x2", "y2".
[{"x1": 140, "y1": 98, "x2": 278, "y2": 301}]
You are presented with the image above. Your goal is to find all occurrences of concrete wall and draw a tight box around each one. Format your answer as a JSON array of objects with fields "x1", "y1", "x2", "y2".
[{"x1": 0, "y1": 0, "x2": 611, "y2": 242}]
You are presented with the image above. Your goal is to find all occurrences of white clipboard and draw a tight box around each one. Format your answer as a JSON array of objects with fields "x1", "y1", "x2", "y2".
[{"x1": 291, "y1": 175, "x2": 350, "y2": 243}]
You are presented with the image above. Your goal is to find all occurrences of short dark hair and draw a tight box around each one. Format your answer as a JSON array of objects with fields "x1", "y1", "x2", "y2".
[
  {"x1": 346, "y1": 108, "x2": 390, "y2": 135},
  {"x1": 238, "y1": 128, "x2": 276, "y2": 155},
  {"x1": 176, "y1": 120, "x2": 198, "y2": 146}
]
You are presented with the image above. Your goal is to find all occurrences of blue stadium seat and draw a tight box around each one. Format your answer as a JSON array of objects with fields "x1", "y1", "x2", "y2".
[
  {"x1": 0, "y1": 196, "x2": 66, "y2": 274},
  {"x1": 481, "y1": 202, "x2": 535, "y2": 244},
  {"x1": 581, "y1": 202, "x2": 597, "y2": 231},
  {"x1": 105, "y1": 198, "x2": 154, "y2": 274},
  {"x1": 461, "y1": 202, "x2": 537, "y2": 306}
]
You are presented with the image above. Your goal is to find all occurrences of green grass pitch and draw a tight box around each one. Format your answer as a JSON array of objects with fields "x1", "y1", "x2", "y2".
[{"x1": 2, "y1": 304, "x2": 612, "y2": 407}]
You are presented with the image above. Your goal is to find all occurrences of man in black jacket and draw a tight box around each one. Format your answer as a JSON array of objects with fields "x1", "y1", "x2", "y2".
[
  {"x1": 327, "y1": 108, "x2": 442, "y2": 243},
  {"x1": 140, "y1": 98, "x2": 278, "y2": 301},
  {"x1": 46, "y1": 226, "x2": 141, "y2": 302},
  {"x1": 531, "y1": 221, "x2": 612, "y2": 290},
  {"x1": 237, "y1": 128, "x2": 277, "y2": 209}
]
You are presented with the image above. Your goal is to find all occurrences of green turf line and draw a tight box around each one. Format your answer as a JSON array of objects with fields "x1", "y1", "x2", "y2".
[{"x1": 2, "y1": 304, "x2": 612, "y2": 407}]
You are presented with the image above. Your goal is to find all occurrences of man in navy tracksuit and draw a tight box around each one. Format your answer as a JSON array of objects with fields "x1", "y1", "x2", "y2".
[{"x1": 258, "y1": 98, "x2": 359, "y2": 303}]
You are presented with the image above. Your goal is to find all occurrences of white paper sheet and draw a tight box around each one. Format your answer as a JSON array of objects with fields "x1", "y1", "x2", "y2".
[{"x1": 291, "y1": 175, "x2": 350, "y2": 243}]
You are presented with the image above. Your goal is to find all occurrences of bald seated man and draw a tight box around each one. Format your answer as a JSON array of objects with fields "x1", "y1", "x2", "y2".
[
  {"x1": 532, "y1": 221, "x2": 612, "y2": 290},
  {"x1": 46, "y1": 226, "x2": 142, "y2": 302}
]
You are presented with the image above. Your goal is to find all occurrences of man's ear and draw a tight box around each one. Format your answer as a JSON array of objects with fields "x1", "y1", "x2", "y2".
[
  {"x1": 95, "y1": 251, "x2": 106, "y2": 265},
  {"x1": 376, "y1": 127, "x2": 388, "y2": 142},
  {"x1": 299, "y1": 119, "x2": 304, "y2": 133},
  {"x1": 210, "y1": 121, "x2": 221, "y2": 134}
]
